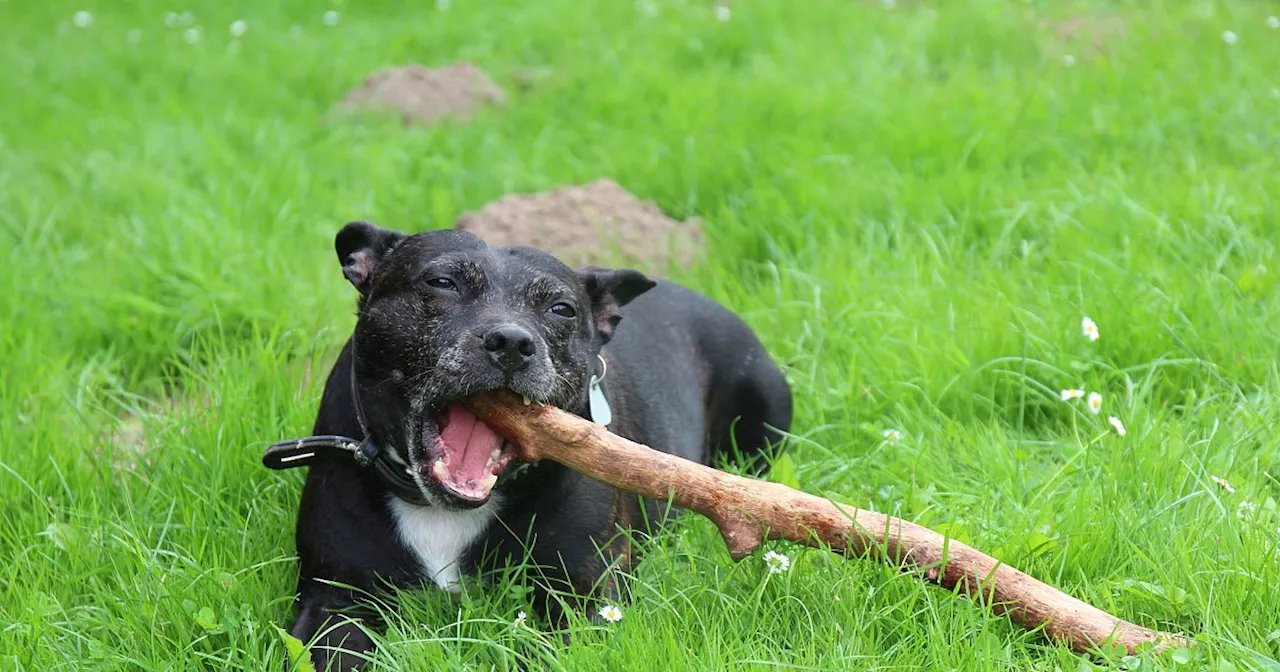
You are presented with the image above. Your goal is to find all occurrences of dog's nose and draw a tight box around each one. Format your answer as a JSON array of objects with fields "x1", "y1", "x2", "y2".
[{"x1": 482, "y1": 324, "x2": 537, "y2": 373}]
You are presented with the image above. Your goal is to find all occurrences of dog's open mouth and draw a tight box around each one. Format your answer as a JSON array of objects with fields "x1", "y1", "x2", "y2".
[{"x1": 422, "y1": 404, "x2": 519, "y2": 506}]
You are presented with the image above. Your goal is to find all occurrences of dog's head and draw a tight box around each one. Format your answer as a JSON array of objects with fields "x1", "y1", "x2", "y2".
[{"x1": 335, "y1": 221, "x2": 655, "y2": 509}]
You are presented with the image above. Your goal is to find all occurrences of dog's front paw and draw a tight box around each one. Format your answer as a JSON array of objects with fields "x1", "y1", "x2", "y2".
[
  {"x1": 300, "y1": 621, "x2": 374, "y2": 672},
  {"x1": 288, "y1": 602, "x2": 376, "y2": 672}
]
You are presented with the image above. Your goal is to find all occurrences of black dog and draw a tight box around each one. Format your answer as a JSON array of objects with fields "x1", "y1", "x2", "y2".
[{"x1": 266, "y1": 222, "x2": 792, "y2": 670}]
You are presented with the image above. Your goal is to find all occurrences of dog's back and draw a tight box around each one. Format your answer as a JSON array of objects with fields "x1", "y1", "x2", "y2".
[{"x1": 603, "y1": 279, "x2": 792, "y2": 474}]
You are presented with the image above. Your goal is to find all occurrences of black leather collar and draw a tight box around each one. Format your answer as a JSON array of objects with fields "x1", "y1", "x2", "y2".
[
  {"x1": 261, "y1": 434, "x2": 431, "y2": 506},
  {"x1": 260, "y1": 345, "x2": 609, "y2": 507}
]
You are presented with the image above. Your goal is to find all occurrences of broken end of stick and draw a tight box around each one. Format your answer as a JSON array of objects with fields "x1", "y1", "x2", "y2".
[
  {"x1": 1064, "y1": 619, "x2": 1192, "y2": 658},
  {"x1": 1126, "y1": 630, "x2": 1194, "y2": 656},
  {"x1": 711, "y1": 510, "x2": 763, "y2": 561}
]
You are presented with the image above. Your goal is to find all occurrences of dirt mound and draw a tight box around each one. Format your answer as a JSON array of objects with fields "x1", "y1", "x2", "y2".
[
  {"x1": 1044, "y1": 13, "x2": 1127, "y2": 60},
  {"x1": 455, "y1": 179, "x2": 704, "y2": 274},
  {"x1": 337, "y1": 62, "x2": 506, "y2": 125}
]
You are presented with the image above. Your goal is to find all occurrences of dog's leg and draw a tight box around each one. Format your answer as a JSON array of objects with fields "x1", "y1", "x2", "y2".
[
  {"x1": 286, "y1": 455, "x2": 416, "y2": 672},
  {"x1": 497, "y1": 481, "x2": 644, "y2": 640},
  {"x1": 288, "y1": 585, "x2": 377, "y2": 672}
]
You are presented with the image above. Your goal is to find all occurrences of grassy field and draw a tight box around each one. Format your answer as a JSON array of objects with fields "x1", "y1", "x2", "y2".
[{"x1": 3, "y1": 0, "x2": 1280, "y2": 669}]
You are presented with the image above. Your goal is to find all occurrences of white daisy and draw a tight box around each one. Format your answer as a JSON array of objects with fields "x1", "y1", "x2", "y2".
[
  {"x1": 1107, "y1": 416, "x2": 1127, "y2": 437},
  {"x1": 323, "y1": 10, "x2": 341, "y2": 25},
  {"x1": 1210, "y1": 475, "x2": 1236, "y2": 494},
  {"x1": 1081, "y1": 316, "x2": 1100, "y2": 342},
  {"x1": 1237, "y1": 500, "x2": 1257, "y2": 520},
  {"x1": 1268, "y1": 16, "x2": 1280, "y2": 30},
  {"x1": 1222, "y1": 30, "x2": 1238, "y2": 45},
  {"x1": 229, "y1": 20, "x2": 247, "y2": 37},
  {"x1": 73, "y1": 11, "x2": 93, "y2": 28},
  {"x1": 882, "y1": 429, "x2": 902, "y2": 443},
  {"x1": 1062, "y1": 54, "x2": 1076, "y2": 67},
  {"x1": 714, "y1": 5, "x2": 731, "y2": 21},
  {"x1": 1060, "y1": 388, "x2": 1085, "y2": 402},
  {"x1": 1086, "y1": 392, "x2": 1102, "y2": 415},
  {"x1": 764, "y1": 550, "x2": 791, "y2": 575},
  {"x1": 597, "y1": 604, "x2": 623, "y2": 623},
  {"x1": 183, "y1": 27, "x2": 201, "y2": 43},
  {"x1": 513, "y1": 610, "x2": 527, "y2": 629}
]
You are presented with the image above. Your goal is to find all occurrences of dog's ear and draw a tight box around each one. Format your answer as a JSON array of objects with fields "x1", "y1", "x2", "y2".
[
  {"x1": 335, "y1": 221, "x2": 407, "y2": 294},
  {"x1": 577, "y1": 267, "x2": 657, "y2": 344}
]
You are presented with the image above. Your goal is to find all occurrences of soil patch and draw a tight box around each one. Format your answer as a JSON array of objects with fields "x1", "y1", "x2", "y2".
[
  {"x1": 1044, "y1": 13, "x2": 1127, "y2": 60},
  {"x1": 337, "y1": 62, "x2": 506, "y2": 125},
  {"x1": 455, "y1": 179, "x2": 705, "y2": 274}
]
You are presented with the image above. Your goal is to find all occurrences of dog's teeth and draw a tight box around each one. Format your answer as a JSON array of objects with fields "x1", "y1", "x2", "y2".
[
  {"x1": 522, "y1": 395, "x2": 532, "y2": 406},
  {"x1": 489, "y1": 447, "x2": 502, "y2": 462},
  {"x1": 431, "y1": 459, "x2": 449, "y2": 479},
  {"x1": 481, "y1": 474, "x2": 498, "y2": 490}
]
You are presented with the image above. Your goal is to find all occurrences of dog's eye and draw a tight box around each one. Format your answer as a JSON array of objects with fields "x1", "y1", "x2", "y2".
[
  {"x1": 549, "y1": 302, "x2": 577, "y2": 318},
  {"x1": 425, "y1": 277, "x2": 457, "y2": 291}
]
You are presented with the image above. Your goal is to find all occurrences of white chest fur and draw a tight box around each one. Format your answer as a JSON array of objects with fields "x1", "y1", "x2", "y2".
[{"x1": 387, "y1": 496, "x2": 501, "y2": 591}]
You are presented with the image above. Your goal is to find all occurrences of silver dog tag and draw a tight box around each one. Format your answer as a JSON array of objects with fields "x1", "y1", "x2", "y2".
[{"x1": 588, "y1": 374, "x2": 612, "y2": 428}]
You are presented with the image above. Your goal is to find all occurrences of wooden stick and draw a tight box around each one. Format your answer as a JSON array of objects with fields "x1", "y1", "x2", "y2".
[{"x1": 466, "y1": 391, "x2": 1190, "y2": 656}]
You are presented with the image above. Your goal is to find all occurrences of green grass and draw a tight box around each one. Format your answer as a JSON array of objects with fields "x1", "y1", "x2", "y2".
[{"x1": 2, "y1": 0, "x2": 1280, "y2": 669}]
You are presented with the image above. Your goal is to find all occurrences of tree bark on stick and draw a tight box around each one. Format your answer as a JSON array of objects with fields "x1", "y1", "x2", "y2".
[{"x1": 466, "y1": 391, "x2": 1189, "y2": 656}]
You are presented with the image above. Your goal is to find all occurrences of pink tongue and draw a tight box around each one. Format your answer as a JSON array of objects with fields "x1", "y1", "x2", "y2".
[{"x1": 438, "y1": 405, "x2": 502, "y2": 482}]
